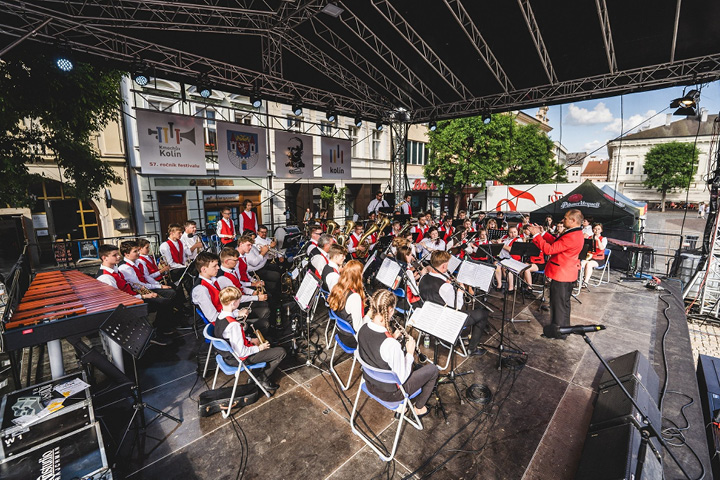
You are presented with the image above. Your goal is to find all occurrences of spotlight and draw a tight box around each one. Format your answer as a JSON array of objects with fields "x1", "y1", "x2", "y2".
[
  {"x1": 482, "y1": 113, "x2": 491, "y2": 124},
  {"x1": 196, "y1": 76, "x2": 212, "y2": 98},
  {"x1": 326, "y1": 109, "x2": 336, "y2": 123},
  {"x1": 55, "y1": 56, "x2": 73, "y2": 72},
  {"x1": 671, "y1": 89, "x2": 700, "y2": 116},
  {"x1": 292, "y1": 99, "x2": 303, "y2": 116},
  {"x1": 354, "y1": 116, "x2": 363, "y2": 127},
  {"x1": 132, "y1": 61, "x2": 149, "y2": 87},
  {"x1": 376, "y1": 122, "x2": 383, "y2": 131},
  {"x1": 429, "y1": 121, "x2": 437, "y2": 131},
  {"x1": 199, "y1": 86, "x2": 212, "y2": 98},
  {"x1": 250, "y1": 90, "x2": 262, "y2": 108}
]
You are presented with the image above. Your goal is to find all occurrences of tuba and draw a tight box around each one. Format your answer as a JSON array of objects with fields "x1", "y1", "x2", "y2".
[
  {"x1": 337, "y1": 220, "x2": 354, "y2": 247},
  {"x1": 326, "y1": 220, "x2": 339, "y2": 236},
  {"x1": 356, "y1": 216, "x2": 390, "y2": 259}
]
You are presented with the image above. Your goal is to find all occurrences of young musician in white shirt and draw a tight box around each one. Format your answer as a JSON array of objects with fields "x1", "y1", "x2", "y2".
[
  {"x1": 137, "y1": 238, "x2": 170, "y2": 284},
  {"x1": 180, "y1": 220, "x2": 204, "y2": 262},
  {"x1": 347, "y1": 223, "x2": 367, "y2": 258},
  {"x1": 216, "y1": 247, "x2": 270, "y2": 332},
  {"x1": 419, "y1": 227, "x2": 445, "y2": 255},
  {"x1": 322, "y1": 244, "x2": 346, "y2": 293},
  {"x1": 159, "y1": 223, "x2": 193, "y2": 302},
  {"x1": 216, "y1": 207, "x2": 237, "y2": 247},
  {"x1": 239, "y1": 199, "x2": 259, "y2": 234},
  {"x1": 327, "y1": 259, "x2": 365, "y2": 349},
  {"x1": 581, "y1": 223, "x2": 608, "y2": 287},
  {"x1": 305, "y1": 226, "x2": 323, "y2": 257},
  {"x1": 494, "y1": 226, "x2": 522, "y2": 292}
]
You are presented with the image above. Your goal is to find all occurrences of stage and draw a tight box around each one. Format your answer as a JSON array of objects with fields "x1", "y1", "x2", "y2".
[{"x1": 87, "y1": 271, "x2": 711, "y2": 479}]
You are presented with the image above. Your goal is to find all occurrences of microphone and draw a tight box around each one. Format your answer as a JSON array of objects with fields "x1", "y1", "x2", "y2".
[{"x1": 556, "y1": 324, "x2": 606, "y2": 335}]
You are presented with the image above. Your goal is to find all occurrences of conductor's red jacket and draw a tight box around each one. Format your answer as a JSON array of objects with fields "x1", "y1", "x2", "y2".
[{"x1": 532, "y1": 227, "x2": 584, "y2": 282}]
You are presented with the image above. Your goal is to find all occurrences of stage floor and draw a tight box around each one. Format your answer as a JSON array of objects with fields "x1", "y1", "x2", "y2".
[{"x1": 90, "y1": 272, "x2": 711, "y2": 479}]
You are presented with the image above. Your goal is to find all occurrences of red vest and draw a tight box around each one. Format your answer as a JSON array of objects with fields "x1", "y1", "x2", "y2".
[
  {"x1": 220, "y1": 219, "x2": 235, "y2": 244},
  {"x1": 125, "y1": 260, "x2": 148, "y2": 284},
  {"x1": 350, "y1": 233, "x2": 361, "y2": 258},
  {"x1": 413, "y1": 225, "x2": 428, "y2": 242},
  {"x1": 440, "y1": 226, "x2": 454, "y2": 243},
  {"x1": 217, "y1": 313, "x2": 254, "y2": 359},
  {"x1": 101, "y1": 270, "x2": 135, "y2": 296},
  {"x1": 139, "y1": 255, "x2": 159, "y2": 275},
  {"x1": 236, "y1": 256, "x2": 250, "y2": 283},
  {"x1": 166, "y1": 240, "x2": 184, "y2": 264},
  {"x1": 202, "y1": 279, "x2": 222, "y2": 313},
  {"x1": 315, "y1": 253, "x2": 329, "y2": 277},
  {"x1": 592, "y1": 236, "x2": 606, "y2": 260},
  {"x1": 507, "y1": 237, "x2": 521, "y2": 261},
  {"x1": 220, "y1": 269, "x2": 243, "y2": 289},
  {"x1": 241, "y1": 211, "x2": 257, "y2": 233}
]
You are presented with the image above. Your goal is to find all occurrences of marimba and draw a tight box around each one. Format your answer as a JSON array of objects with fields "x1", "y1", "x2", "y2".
[{"x1": 3, "y1": 270, "x2": 147, "y2": 382}]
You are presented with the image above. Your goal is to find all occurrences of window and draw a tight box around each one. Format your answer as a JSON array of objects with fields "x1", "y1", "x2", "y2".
[
  {"x1": 406, "y1": 140, "x2": 428, "y2": 165},
  {"x1": 372, "y1": 130, "x2": 382, "y2": 160},
  {"x1": 571, "y1": 169, "x2": 579, "y2": 177},
  {"x1": 234, "y1": 111, "x2": 253, "y2": 125},
  {"x1": 287, "y1": 115, "x2": 303, "y2": 131},
  {"x1": 320, "y1": 120, "x2": 337, "y2": 136},
  {"x1": 195, "y1": 107, "x2": 217, "y2": 150},
  {"x1": 29, "y1": 179, "x2": 99, "y2": 239},
  {"x1": 148, "y1": 100, "x2": 174, "y2": 112},
  {"x1": 348, "y1": 126, "x2": 359, "y2": 157},
  {"x1": 625, "y1": 161, "x2": 635, "y2": 175}
]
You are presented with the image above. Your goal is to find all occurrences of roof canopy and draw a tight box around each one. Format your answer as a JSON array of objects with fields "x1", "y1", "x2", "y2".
[{"x1": 1, "y1": 1, "x2": 720, "y2": 123}]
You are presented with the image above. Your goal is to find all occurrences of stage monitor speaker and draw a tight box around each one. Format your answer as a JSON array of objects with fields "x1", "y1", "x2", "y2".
[
  {"x1": 575, "y1": 423, "x2": 662, "y2": 480},
  {"x1": 44, "y1": 199, "x2": 80, "y2": 237},
  {"x1": 590, "y1": 376, "x2": 661, "y2": 434},
  {"x1": 599, "y1": 350, "x2": 660, "y2": 404},
  {"x1": 696, "y1": 354, "x2": 720, "y2": 479}
]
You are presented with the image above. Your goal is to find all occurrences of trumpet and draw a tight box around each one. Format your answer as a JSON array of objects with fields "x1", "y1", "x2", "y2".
[
  {"x1": 252, "y1": 272, "x2": 266, "y2": 295},
  {"x1": 356, "y1": 216, "x2": 391, "y2": 259},
  {"x1": 156, "y1": 256, "x2": 171, "y2": 285},
  {"x1": 250, "y1": 323, "x2": 267, "y2": 345}
]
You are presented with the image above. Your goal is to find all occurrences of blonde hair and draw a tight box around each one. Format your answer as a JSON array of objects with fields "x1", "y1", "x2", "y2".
[
  {"x1": 328, "y1": 260, "x2": 365, "y2": 312},
  {"x1": 219, "y1": 286, "x2": 242, "y2": 306},
  {"x1": 392, "y1": 236, "x2": 408, "y2": 249},
  {"x1": 367, "y1": 289, "x2": 396, "y2": 327}
]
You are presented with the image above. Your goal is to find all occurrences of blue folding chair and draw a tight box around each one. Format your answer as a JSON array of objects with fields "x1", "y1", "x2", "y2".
[
  {"x1": 329, "y1": 311, "x2": 358, "y2": 391},
  {"x1": 202, "y1": 324, "x2": 271, "y2": 418},
  {"x1": 388, "y1": 287, "x2": 414, "y2": 319},
  {"x1": 350, "y1": 353, "x2": 423, "y2": 462},
  {"x1": 592, "y1": 249, "x2": 612, "y2": 286}
]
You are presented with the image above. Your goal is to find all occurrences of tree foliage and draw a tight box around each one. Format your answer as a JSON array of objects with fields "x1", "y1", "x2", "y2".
[
  {"x1": 643, "y1": 141, "x2": 699, "y2": 210},
  {"x1": 0, "y1": 45, "x2": 125, "y2": 207},
  {"x1": 423, "y1": 114, "x2": 565, "y2": 207}
]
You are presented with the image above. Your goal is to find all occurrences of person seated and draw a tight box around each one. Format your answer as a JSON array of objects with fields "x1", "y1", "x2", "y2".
[
  {"x1": 519, "y1": 226, "x2": 544, "y2": 297},
  {"x1": 180, "y1": 220, "x2": 204, "y2": 262},
  {"x1": 322, "y1": 244, "x2": 346, "y2": 293},
  {"x1": 215, "y1": 286, "x2": 286, "y2": 393},
  {"x1": 160, "y1": 223, "x2": 193, "y2": 300},
  {"x1": 356, "y1": 289, "x2": 438, "y2": 418},
  {"x1": 191, "y1": 251, "x2": 224, "y2": 324},
  {"x1": 411, "y1": 213, "x2": 429, "y2": 243},
  {"x1": 395, "y1": 245, "x2": 424, "y2": 308},
  {"x1": 327, "y1": 260, "x2": 366, "y2": 348},
  {"x1": 494, "y1": 226, "x2": 522, "y2": 292},
  {"x1": 305, "y1": 226, "x2": 323, "y2": 257},
  {"x1": 347, "y1": 223, "x2": 367, "y2": 259},
  {"x1": 468, "y1": 228, "x2": 491, "y2": 262},
  {"x1": 581, "y1": 223, "x2": 608, "y2": 287},
  {"x1": 419, "y1": 227, "x2": 445, "y2": 256},
  {"x1": 543, "y1": 216, "x2": 555, "y2": 234},
  {"x1": 216, "y1": 247, "x2": 271, "y2": 331},
  {"x1": 581, "y1": 217, "x2": 593, "y2": 238},
  {"x1": 256, "y1": 224, "x2": 285, "y2": 265},
  {"x1": 310, "y1": 233, "x2": 333, "y2": 278},
  {"x1": 438, "y1": 216, "x2": 455, "y2": 244},
  {"x1": 137, "y1": 238, "x2": 170, "y2": 285},
  {"x1": 243, "y1": 232, "x2": 280, "y2": 302}
]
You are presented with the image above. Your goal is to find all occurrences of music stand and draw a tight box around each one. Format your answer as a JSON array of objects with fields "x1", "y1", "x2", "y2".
[
  {"x1": 290, "y1": 271, "x2": 326, "y2": 373},
  {"x1": 508, "y1": 242, "x2": 543, "y2": 324},
  {"x1": 99, "y1": 305, "x2": 182, "y2": 459},
  {"x1": 490, "y1": 258, "x2": 530, "y2": 371}
]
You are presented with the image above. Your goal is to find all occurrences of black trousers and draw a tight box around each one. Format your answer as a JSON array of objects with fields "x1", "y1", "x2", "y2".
[
  {"x1": 247, "y1": 347, "x2": 286, "y2": 378},
  {"x1": 253, "y1": 265, "x2": 281, "y2": 305},
  {"x1": 464, "y1": 308, "x2": 489, "y2": 350},
  {"x1": 144, "y1": 294, "x2": 174, "y2": 332},
  {"x1": 549, "y1": 279, "x2": 573, "y2": 328},
  {"x1": 368, "y1": 363, "x2": 439, "y2": 409}
]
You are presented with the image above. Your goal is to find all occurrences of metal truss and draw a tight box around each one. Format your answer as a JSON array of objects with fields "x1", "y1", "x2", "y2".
[
  {"x1": 595, "y1": 0, "x2": 617, "y2": 74},
  {"x1": 443, "y1": 0, "x2": 514, "y2": 94},
  {"x1": 390, "y1": 121, "x2": 409, "y2": 202},
  {"x1": 261, "y1": 31, "x2": 283, "y2": 77},
  {"x1": 516, "y1": 0, "x2": 557, "y2": 84},
  {"x1": 413, "y1": 53, "x2": 720, "y2": 122},
  {"x1": 373, "y1": 0, "x2": 472, "y2": 101},
  {"x1": 339, "y1": 1, "x2": 442, "y2": 107}
]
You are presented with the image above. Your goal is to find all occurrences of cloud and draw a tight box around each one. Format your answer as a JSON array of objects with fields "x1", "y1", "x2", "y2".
[
  {"x1": 603, "y1": 109, "x2": 665, "y2": 134},
  {"x1": 583, "y1": 140, "x2": 603, "y2": 151},
  {"x1": 566, "y1": 102, "x2": 614, "y2": 125}
]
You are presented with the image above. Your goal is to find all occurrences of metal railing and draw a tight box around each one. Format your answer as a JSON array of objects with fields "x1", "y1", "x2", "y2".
[
  {"x1": 604, "y1": 227, "x2": 685, "y2": 278},
  {"x1": 52, "y1": 234, "x2": 163, "y2": 269}
]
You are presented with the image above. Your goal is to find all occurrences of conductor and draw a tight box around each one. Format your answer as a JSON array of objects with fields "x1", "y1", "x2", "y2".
[{"x1": 527, "y1": 209, "x2": 584, "y2": 339}]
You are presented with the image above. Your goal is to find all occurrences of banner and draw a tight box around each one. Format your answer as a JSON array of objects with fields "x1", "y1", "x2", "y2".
[
  {"x1": 136, "y1": 109, "x2": 206, "y2": 175},
  {"x1": 320, "y1": 137, "x2": 352, "y2": 180},
  {"x1": 216, "y1": 122, "x2": 268, "y2": 177},
  {"x1": 274, "y1": 131, "x2": 314, "y2": 179}
]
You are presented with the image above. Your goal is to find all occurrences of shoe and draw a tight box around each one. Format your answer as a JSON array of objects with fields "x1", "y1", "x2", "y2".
[
  {"x1": 149, "y1": 334, "x2": 171, "y2": 346},
  {"x1": 469, "y1": 347, "x2": 487, "y2": 357},
  {"x1": 581, "y1": 282, "x2": 589, "y2": 289},
  {"x1": 260, "y1": 379, "x2": 279, "y2": 391},
  {"x1": 414, "y1": 406, "x2": 429, "y2": 418}
]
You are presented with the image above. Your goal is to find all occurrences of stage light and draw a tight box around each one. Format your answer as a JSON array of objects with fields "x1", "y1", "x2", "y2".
[
  {"x1": 429, "y1": 121, "x2": 437, "y2": 131},
  {"x1": 321, "y1": 3, "x2": 344, "y2": 17},
  {"x1": 354, "y1": 116, "x2": 363, "y2": 127},
  {"x1": 326, "y1": 109, "x2": 336, "y2": 122},
  {"x1": 250, "y1": 90, "x2": 262, "y2": 108},
  {"x1": 671, "y1": 89, "x2": 700, "y2": 116},
  {"x1": 56, "y1": 56, "x2": 73, "y2": 72},
  {"x1": 196, "y1": 76, "x2": 212, "y2": 98},
  {"x1": 292, "y1": 97, "x2": 303, "y2": 116},
  {"x1": 199, "y1": 87, "x2": 212, "y2": 98},
  {"x1": 376, "y1": 122, "x2": 383, "y2": 131},
  {"x1": 482, "y1": 113, "x2": 491, "y2": 124},
  {"x1": 132, "y1": 62, "x2": 149, "y2": 87}
]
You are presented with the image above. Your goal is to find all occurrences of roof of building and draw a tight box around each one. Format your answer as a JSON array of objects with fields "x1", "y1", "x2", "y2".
[
  {"x1": 582, "y1": 160, "x2": 609, "y2": 177},
  {"x1": 620, "y1": 114, "x2": 718, "y2": 141}
]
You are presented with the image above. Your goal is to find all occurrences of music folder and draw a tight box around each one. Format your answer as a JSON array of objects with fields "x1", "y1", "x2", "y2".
[
  {"x1": 409, "y1": 302, "x2": 467, "y2": 345},
  {"x1": 509, "y1": 241, "x2": 541, "y2": 259},
  {"x1": 294, "y1": 271, "x2": 320, "y2": 312},
  {"x1": 488, "y1": 243, "x2": 505, "y2": 258}
]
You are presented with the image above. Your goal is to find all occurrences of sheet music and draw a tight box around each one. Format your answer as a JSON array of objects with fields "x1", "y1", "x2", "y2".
[
  {"x1": 500, "y1": 258, "x2": 530, "y2": 275},
  {"x1": 294, "y1": 272, "x2": 320, "y2": 311},
  {"x1": 456, "y1": 261, "x2": 495, "y2": 292},
  {"x1": 409, "y1": 302, "x2": 467, "y2": 344},
  {"x1": 376, "y1": 257, "x2": 402, "y2": 288},
  {"x1": 448, "y1": 255, "x2": 462, "y2": 273},
  {"x1": 291, "y1": 267, "x2": 300, "y2": 279},
  {"x1": 406, "y1": 269, "x2": 420, "y2": 295},
  {"x1": 363, "y1": 251, "x2": 378, "y2": 275}
]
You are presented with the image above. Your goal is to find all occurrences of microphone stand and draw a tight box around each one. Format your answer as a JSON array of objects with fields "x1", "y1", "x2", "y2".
[{"x1": 579, "y1": 331, "x2": 692, "y2": 480}]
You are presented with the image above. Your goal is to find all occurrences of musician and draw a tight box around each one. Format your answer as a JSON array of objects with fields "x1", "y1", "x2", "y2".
[
  {"x1": 216, "y1": 247, "x2": 271, "y2": 332},
  {"x1": 419, "y1": 251, "x2": 488, "y2": 356},
  {"x1": 347, "y1": 223, "x2": 366, "y2": 259},
  {"x1": 528, "y1": 209, "x2": 585, "y2": 339},
  {"x1": 310, "y1": 233, "x2": 333, "y2": 278},
  {"x1": 137, "y1": 238, "x2": 170, "y2": 283},
  {"x1": 367, "y1": 191, "x2": 389, "y2": 215},
  {"x1": 305, "y1": 226, "x2": 323, "y2": 257},
  {"x1": 217, "y1": 207, "x2": 237, "y2": 247},
  {"x1": 580, "y1": 223, "x2": 607, "y2": 287},
  {"x1": 357, "y1": 289, "x2": 438, "y2": 417},
  {"x1": 581, "y1": 217, "x2": 593, "y2": 238},
  {"x1": 400, "y1": 193, "x2": 413, "y2": 216},
  {"x1": 469, "y1": 228, "x2": 491, "y2": 262},
  {"x1": 97, "y1": 244, "x2": 173, "y2": 345},
  {"x1": 494, "y1": 226, "x2": 522, "y2": 292},
  {"x1": 239, "y1": 200, "x2": 259, "y2": 235},
  {"x1": 495, "y1": 212, "x2": 509, "y2": 230},
  {"x1": 543, "y1": 216, "x2": 556, "y2": 234},
  {"x1": 438, "y1": 217, "x2": 454, "y2": 244},
  {"x1": 462, "y1": 218, "x2": 476, "y2": 234},
  {"x1": 180, "y1": 220, "x2": 204, "y2": 262},
  {"x1": 485, "y1": 218, "x2": 498, "y2": 232},
  {"x1": 238, "y1": 235, "x2": 279, "y2": 305},
  {"x1": 475, "y1": 212, "x2": 487, "y2": 230},
  {"x1": 191, "y1": 251, "x2": 224, "y2": 324},
  {"x1": 215, "y1": 286, "x2": 285, "y2": 393},
  {"x1": 411, "y1": 213, "x2": 429, "y2": 243},
  {"x1": 256, "y1": 225, "x2": 284, "y2": 264},
  {"x1": 322, "y1": 244, "x2": 346, "y2": 292},
  {"x1": 396, "y1": 245, "x2": 424, "y2": 308},
  {"x1": 446, "y1": 228, "x2": 474, "y2": 259},
  {"x1": 160, "y1": 224, "x2": 193, "y2": 301},
  {"x1": 419, "y1": 227, "x2": 445, "y2": 256},
  {"x1": 389, "y1": 220, "x2": 402, "y2": 237},
  {"x1": 327, "y1": 260, "x2": 365, "y2": 348}
]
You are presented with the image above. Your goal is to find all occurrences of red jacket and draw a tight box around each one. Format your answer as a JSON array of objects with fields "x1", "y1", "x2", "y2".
[{"x1": 532, "y1": 228, "x2": 584, "y2": 282}]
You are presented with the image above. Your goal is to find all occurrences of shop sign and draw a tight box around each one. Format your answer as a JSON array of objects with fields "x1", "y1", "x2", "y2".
[
  {"x1": 412, "y1": 179, "x2": 437, "y2": 191},
  {"x1": 204, "y1": 193, "x2": 240, "y2": 202}
]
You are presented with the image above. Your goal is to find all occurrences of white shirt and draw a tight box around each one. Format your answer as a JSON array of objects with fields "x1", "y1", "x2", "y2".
[
  {"x1": 118, "y1": 257, "x2": 162, "y2": 290},
  {"x1": 216, "y1": 217, "x2": 236, "y2": 240},
  {"x1": 180, "y1": 232, "x2": 200, "y2": 261},
  {"x1": 216, "y1": 267, "x2": 257, "y2": 303},
  {"x1": 367, "y1": 198, "x2": 389, "y2": 214},
  {"x1": 347, "y1": 232, "x2": 363, "y2": 254},
  {"x1": 233, "y1": 255, "x2": 254, "y2": 288},
  {"x1": 363, "y1": 321, "x2": 413, "y2": 384},
  {"x1": 245, "y1": 246, "x2": 266, "y2": 272},
  {"x1": 400, "y1": 201, "x2": 411, "y2": 215},
  {"x1": 344, "y1": 292, "x2": 365, "y2": 333},
  {"x1": 311, "y1": 248, "x2": 330, "y2": 275},
  {"x1": 255, "y1": 236, "x2": 272, "y2": 247},
  {"x1": 96, "y1": 265, "x2": 141, "y2": 299},
  {"x1": 306, "y1": 239, "x2": 319, "y2": 257},
  {"x1": 428, "y1": 271, "x2": 463, "y2": 309},
  {"x1": 239, "y1": 210, "x2": 258, "y2": 233},
  {"x1": 192, "y1": 275, "x2": 221, "y2": 323},
  {"x1": 582, "y1": 225, "x2": 593, "y2": 237},
  {"x1": 420, "y1": 237, "x2": 446, "y2": 253},
  {"x1": 159, "y1": 239, "x2": 186, "y2": 269},
  {"x1": 499, "y1": 236, "x2": 521, "y2": 260},
  {"x1": 325, "y1": 260, "x2": 341, "y2": 292},
  {"x1": 138, "y1": 254, "x2": 162, "y2": 280},
  {"x1": 218, "y1": 312, "x2": 260, "y2": 359}
]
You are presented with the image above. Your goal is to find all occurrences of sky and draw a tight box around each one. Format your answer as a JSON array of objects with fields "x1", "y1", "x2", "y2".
[{"x1": 521, "y1": 80, "x2": 720, "y2": 159}]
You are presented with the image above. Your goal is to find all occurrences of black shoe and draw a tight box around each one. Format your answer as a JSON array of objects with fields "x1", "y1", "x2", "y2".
[
  {"x1": 469, "y1": 347, "x2": 487, "y2": 357},
  {"x1": 260, "y1": 379, "x2": 279, "y2": 391}
]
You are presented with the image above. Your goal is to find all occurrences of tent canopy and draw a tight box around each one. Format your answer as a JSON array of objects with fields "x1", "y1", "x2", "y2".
[
  {"x1": 600, "y1": 184, "x2": 648, "y2": 218},
  {"x1": 530, "y1": 180, "x2": 638, "y2": 228}
]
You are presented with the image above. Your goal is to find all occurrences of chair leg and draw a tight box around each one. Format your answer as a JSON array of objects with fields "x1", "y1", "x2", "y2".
[
  {"x1": 202, "y1": 343, "x2": 213, "y2": 378},
  {"x1": 212, "y1": 359, "x2": 220, "y2": 390},
  {"x1": 221, "y1": 370, "x2": 241, "y2": 419},
  {"x1": 325, "y1": 320, "x2": 337, "y2": 350},
  {"x1": 330, "y1": 341, "x2": 356, "y2": 391},
  {"x1": 244, "y1": 366, "x2": 272, "y2": 398}
]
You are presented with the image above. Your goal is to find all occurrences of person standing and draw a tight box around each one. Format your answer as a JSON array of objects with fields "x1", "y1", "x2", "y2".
[
  {"x1": 527, "y1": 209, "x2": 584, "y2": 339},
  {"x1": 216, "y1": 207, "x2": 237, "y2": 248},
  {"x1": 400, "y1": 193, "x2": 413, "y2": 216},
  {"x1": 367, "y1": 191, "x2": 389, "y2": 215},
  {"x1": 239, "y1": 199, "x2": 259, "y2": 234}
]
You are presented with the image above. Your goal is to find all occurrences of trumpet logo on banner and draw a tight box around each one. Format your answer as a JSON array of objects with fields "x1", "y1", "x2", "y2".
[
  {"x1": 321, "y1": 137, "x2": 352, "y2": 179},
  {"x1": 136, "y1": 109, "x2": 206, "y2": 175},
  {"x1": 275, "y1": 130, "x2": 313, "y2": 179},
  {"x1": 217, "y1": 121, "x2": 268, "y2": 177}
]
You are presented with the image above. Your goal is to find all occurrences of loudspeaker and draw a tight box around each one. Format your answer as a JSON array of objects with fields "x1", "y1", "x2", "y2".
[
  {"x1": 591, "y1": 376, "x2": 661, "y2": 433},
  {"x1": 44, "y1": 199, "x2": 80, "y2": 236},
  {"x1": 576, "y1": 423, "x2": 662, "y2": 480},
  {"x1": 696, "y1": 354, "x2": 720, "y2": 479},
  {"x1": 599, "y1": 350, "x2": 660, "y2": 403}
]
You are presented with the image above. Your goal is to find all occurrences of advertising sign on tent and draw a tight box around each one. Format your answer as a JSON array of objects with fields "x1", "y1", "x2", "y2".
[
  {"x1": 216, "y1": 122, "x2": 268, "y2": 177},
  {"x1": 274, "y1": 131, "x2": 314, "y2": 179},
  {"x1": 320, "y1": 137, "x2": 352, "y2": 180},
  {"x1": 136, "y1": 109, "x2": 206, "y2": 175}
]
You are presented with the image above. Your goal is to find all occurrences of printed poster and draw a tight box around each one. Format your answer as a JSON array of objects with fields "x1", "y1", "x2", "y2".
[
  {"x1": 274, "y1": 131, "x2": 314, "y2": 179},
  {"x1": 136, "y1": 109, "x2": 206, "y2": 175},
  {"x1": 320, "y1": 137, "x2": 352, "y2": 180},
  {"x1": 216, "y1": 121, "x2": 268, "y2": 177}
]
